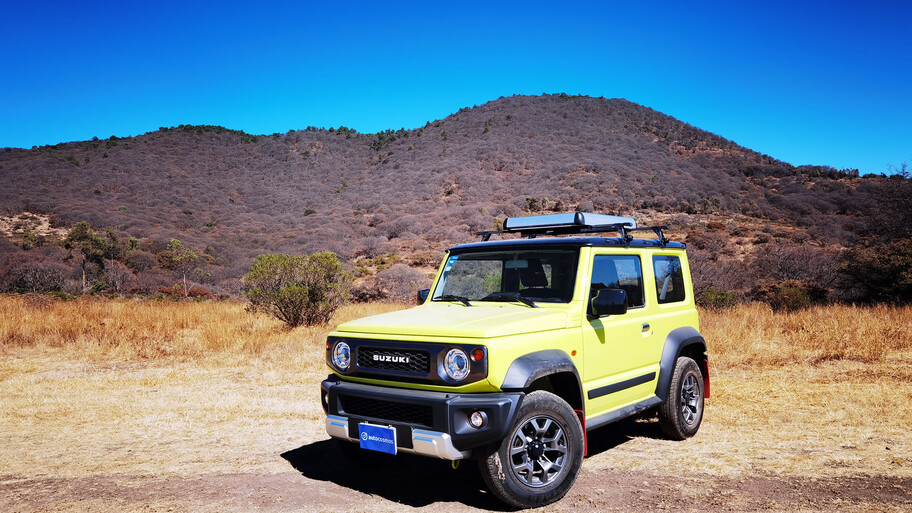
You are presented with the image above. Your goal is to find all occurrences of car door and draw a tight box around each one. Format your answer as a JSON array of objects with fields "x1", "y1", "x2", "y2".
[{"x1": 580, "y1": 251, "x2": 660, "y2": 416}]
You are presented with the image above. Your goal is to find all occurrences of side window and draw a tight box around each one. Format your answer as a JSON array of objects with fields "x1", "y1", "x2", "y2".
[
  {"x1": 590, "y1": 255, "x2": 645, "y2": 308},
  {"x1": 653, "y1": 255, "x2": 686, "y2": 304}
]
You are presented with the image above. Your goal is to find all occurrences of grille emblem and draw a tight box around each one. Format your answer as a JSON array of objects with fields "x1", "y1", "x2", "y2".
[{"x1": 373, "y1": 354, "x2": 410, "y2": 364}]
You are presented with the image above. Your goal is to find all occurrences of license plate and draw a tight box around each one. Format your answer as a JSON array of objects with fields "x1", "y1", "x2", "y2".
[{"x1": 358, "y1": 423, "x2": 397, "y2": 455}]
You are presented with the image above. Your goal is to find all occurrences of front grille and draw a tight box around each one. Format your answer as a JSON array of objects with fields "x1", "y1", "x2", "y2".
[
  {"x1": 357, "y1": 347, "x2": 430, "y2": 374},
  {"x1": 340, "y1": 395, "x2": 434, "y2": 427}
]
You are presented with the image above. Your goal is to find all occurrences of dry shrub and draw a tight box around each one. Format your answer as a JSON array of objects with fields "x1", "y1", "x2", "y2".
[
  {"x1": 685, "y1": 229, "x2": 726, "y2": 251},
  {"x1": 706, "y1": 221, "x2": 726, "y2": 231},
  {"x1": 688, "y1": 248, "x2": 752, "y2": 299},
  {"x1": 350, "y1": 265, "x2": 431, "y2": 303},
  {"x1": 751, "y1": 243, "x2": 840, "y2": 286},
  {"x1": 186, "y1": 286, "x2": 212, "y2": 299},
  {"x1": 350, "y1": 281, "x2": 385, "y2": 303},
  {"x1": 749, "y1": 279, "x2": 829, "y2": 311},
  {"x1": 409, "y1": 248, "x2": 442, "y2": 267},
  {"x1": 696, "y1": 286, "x2": 738, "y2": 309},
  {"x1": 376, "y1": 264, "x2": 431, "y2": 302}
]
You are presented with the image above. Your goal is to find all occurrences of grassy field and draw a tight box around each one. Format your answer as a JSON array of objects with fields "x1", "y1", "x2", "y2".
[{"x1": 1, "y1": 297, "x2": 910, "y2": 511}]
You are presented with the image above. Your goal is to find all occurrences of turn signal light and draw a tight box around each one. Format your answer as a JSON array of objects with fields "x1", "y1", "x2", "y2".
[{"x1": 471, "y1": 348, "x2": 485, "y2": 362}]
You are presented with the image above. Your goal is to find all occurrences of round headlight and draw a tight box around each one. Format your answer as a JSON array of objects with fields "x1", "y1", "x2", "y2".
[
  {"x1": 332, "y1": 341, "x2": 351, "y2": 371},
  {"x1": 444, "y1": 348, "x2": 470, "y2": 381}
]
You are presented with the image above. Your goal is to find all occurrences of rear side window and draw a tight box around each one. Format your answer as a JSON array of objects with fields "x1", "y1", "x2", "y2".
[
  {"x1": 590, "y1": 255, "x2": 644, "y2": 308},
  {"x1": 653, "y1": 255, "x2": 686, "y2": 304}
]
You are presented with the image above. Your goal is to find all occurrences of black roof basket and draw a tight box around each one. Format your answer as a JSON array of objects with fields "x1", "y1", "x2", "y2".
[{"x1": 476, "y1": 213, "x2": 670, "y2": 246}]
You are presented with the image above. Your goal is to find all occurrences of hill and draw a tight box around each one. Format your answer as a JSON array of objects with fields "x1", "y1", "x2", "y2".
[{"x1": 1, "y1": 94, "x2": 909, "y2": 303}]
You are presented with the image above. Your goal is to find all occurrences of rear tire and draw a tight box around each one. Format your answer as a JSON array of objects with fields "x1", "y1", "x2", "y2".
[
  {"x1": 658, "y1": 357, "x2": 704, "y2": 440},
  {"x1": 478, "y1": 391, "x2": 584, "y2": 509}
]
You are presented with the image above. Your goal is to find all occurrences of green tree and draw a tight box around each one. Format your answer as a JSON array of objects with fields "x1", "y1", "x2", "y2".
[
  {"x1": 157, "y1": 239, "x2": 204, "y2": 297},
  {"x1": 21, "y1": 231, "x2": 39, "y2": 250},
  {"x1": 65, "y1": 221, "x2": 108, "y2": 292},
  {"x1": 242, "y1": 251, "x2": 352, "y2": 327},
  {"x1": 104, "y1": 228, "x2": 125, "y2": 261},
  {"x1": 65, "y1": 221, "x2": 107, "y2": 264}
]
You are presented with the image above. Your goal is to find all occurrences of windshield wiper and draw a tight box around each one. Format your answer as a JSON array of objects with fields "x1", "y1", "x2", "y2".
[
  {"x1": 478, "y1": 293, "x2": 538, "y2": 308},
  {"x1": 434, "y1": 295, "x2": 472, "y2": 306}
]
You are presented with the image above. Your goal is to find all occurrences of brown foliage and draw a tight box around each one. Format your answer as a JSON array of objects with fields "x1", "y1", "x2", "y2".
[
  {"x1": 376, "y1": 264, "x2": 431, "y2": 303},
  {"x1": 187, "y1": 286, "x2": 213, "y2": 299},
  {"x1": 409, "y1": 248, "x2": 443, "y2": 267},
  {"x1": 0, "y1": 95, "x2": 908, "y2": 303},
  {"x1": 750, "y1": 280, "x2": 830, "y2": 312},
  {"x1": 751, "y1": 243, "x2": 840, "y2": 289}
]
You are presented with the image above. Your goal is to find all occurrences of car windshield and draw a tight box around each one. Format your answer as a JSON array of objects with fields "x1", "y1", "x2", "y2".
[{"x1": 432, "y1": 248, "x2": 579, "y2": 303}]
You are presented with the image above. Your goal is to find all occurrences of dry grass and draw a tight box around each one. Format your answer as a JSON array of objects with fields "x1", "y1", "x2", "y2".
[
  {"x1": 706, "y1": 303, "x2": 912, "y2": 366},
  {"x1": 6, "y1": 296, "x2": 905, "y2": 367},
  {"x1": 0, "y1": 296, "x2": 406, "y2": 483},
  {"x1": 596, "y1": 304, "x2": 912, "y2": 478},
  {"x1": 0, "y1": 295, "x2": 403, "y2": 361},
  {"x1": 1, "y1": 297, "x2": 910, "y2": 488}
]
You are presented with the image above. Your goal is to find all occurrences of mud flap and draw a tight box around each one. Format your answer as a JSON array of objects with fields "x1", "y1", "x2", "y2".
[{"x1": 575, "y1": 409, "x2": 587, "y2": 457}]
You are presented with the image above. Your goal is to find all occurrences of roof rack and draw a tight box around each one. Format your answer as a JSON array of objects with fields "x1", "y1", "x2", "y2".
[{"x1": 476, "y1": 212, "x2": 671, "y2": 246}]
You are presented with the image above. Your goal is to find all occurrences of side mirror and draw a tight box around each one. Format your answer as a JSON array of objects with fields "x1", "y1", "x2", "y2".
[
  {"x1": 590, "y1": 288, "x2": 627, "y2": 317},
  {"x1": 417, "y1": 289, "x2": 430, "y2": 304}
]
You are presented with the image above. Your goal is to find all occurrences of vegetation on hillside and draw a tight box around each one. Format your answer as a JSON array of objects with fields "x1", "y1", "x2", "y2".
[{"x1": 1, "y1": 94, "x2": 910, "y2": 306}]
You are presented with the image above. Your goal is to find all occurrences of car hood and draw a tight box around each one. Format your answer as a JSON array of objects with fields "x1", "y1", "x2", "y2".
[{"x1": 334, "y1": 302, "x2": 570, "y2": 339}]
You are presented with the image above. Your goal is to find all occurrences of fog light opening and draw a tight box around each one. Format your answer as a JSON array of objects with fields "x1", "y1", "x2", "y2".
[{"x1": 470, "y1": 410, "x2": 487, "y2": 429}]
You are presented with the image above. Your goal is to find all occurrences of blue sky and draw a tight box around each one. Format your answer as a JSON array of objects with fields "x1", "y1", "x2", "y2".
[{"x1": 2, "y1": 1, "x2": 910, "y2": 174}]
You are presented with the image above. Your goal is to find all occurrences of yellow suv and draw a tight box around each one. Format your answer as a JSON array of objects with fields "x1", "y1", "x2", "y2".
[{"x1": 321, "y1": 213, "x2": 709, "y2": 508}]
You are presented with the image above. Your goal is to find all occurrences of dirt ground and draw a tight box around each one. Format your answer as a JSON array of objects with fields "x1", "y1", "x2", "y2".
[
  {"x1": 2, "y1": 346, "x2": 910, "y2": 513},
  {"x1": 0, "y1": 212, "x2": 67, "y2": 240},
  {"x1": 3, "y1": 436, "x2": 910, "y2": 512}
]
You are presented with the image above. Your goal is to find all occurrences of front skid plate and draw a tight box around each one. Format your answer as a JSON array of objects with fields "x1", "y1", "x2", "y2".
[{"x1": 326, "y1": 414, "x2": 471, "y2": 460}]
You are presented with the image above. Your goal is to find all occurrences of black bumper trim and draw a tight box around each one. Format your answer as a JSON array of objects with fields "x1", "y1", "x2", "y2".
[{"x1": 321, "y1": 376, "x2": 523, "y2": 452}]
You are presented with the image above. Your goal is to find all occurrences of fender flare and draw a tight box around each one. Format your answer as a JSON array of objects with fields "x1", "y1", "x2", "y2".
[
  {"x1": 501, "y1": 349, "x2": 582, "y2": 392},
  {"x1": 655, "y1": 326, "x2": 707, "y2": 401}
]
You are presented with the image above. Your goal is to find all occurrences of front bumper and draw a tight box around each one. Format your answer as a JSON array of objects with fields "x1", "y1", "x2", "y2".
[
  {"x1": 326, "y1": 414, "x2": 471, "y2": 459},
  {"x1": 321, "y1": 375, "x2": 523, "y2": 460}
]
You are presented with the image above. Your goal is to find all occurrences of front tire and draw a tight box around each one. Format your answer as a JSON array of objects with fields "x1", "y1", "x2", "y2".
[
  {"x1": 479, "y1": 390, "x2": 584, "y2": 509},
  {"x1": 658, "y1": 357, "x2": 704, "y2": 440}
]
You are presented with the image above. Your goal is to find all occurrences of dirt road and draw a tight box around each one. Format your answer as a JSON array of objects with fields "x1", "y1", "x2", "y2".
[{"x1": 4, "y1": 427, "x2": 910, "y2": 512}]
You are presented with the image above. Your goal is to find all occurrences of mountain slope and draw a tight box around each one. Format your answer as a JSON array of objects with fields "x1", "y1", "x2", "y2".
[{"x1": 0, "y1": 94, "x2": 904, "y2": 298}]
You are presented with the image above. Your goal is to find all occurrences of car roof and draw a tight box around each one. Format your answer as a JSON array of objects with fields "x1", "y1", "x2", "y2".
[{"x1": 450, "y1": 236, "x2": 686, "y2": 252}]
